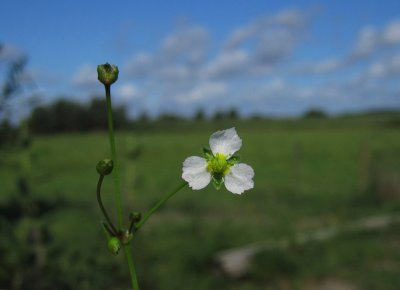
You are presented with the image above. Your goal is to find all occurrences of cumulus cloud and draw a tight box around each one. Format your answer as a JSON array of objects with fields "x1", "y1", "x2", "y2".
[
  {"x1": 294, "y1": 58, "x2": 344, "y2": 74},
  {"x1": 160, "y1": 26, "x2": 210, "y2": 65},
  {"x1": 174, "y1": 81, "x2": 227, "y2": 104},
  {"x1": 352, "y1": 26, "x2": 379, "y2": 58},
  {"x1": 198, "y1": 9, "x2": 311, "y2": 81},
  {"x1": 125, "y1": 26, "x2": 209, "y2": 80},
  {"x1": 71, "y1": 63, "x2": 98, "y2": 88},
  {"x1": 360, "y1": 54, "x2": 400, "y2": 80},
  {"x1": 382, "y1": 20, "x2": 400, "y2": 45},
  {"x1": 224, "y1": 9, "x2": 308, "y2": 50},
  {"x1": 294, "y1": 18, "x2": 400, "y2": 76},
  {"x1": 202, "y1": 50, "x2": 250, "y2": 79},
  {"x1": 116, "y1": 83, "x2": 140, "y2": 102},
  {"x1": 125, "y1": 53, "x2": 154, "y2": 78},
  {"x1": 351, "y1": 19, "x2": 400, "y2": 59},
  {"x1": 118, "y1": 11, "x2": 400, "y2": 115}
]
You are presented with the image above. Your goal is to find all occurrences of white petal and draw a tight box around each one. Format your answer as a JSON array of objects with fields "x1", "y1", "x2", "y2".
[
  {"x1": 224, "y1": 163, "x2": 254, "y2": 194},
  {"x1": 209, "y1": 127, "x2": 242, "y2": 158},
  {"x1": 182, "y1": 156, "x2": 211, "y2": 190}
]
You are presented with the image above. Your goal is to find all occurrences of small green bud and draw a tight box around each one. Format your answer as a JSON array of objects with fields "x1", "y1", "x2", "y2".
[
  {"x1": 107, "y1": 237, "x2": 121, "y2": 255},
  {"x1": 96, "y1": 159, "x2": 113, "y2": 175},
  {"x1": 129, "y1": 212, "x2": 142, "y2": 223},
  {"x1": 120, "y1": 230, "x2": 133, "y2": 245},
  {"x1": 97, "y1": 63, "x2": 119, "y2": 85}
]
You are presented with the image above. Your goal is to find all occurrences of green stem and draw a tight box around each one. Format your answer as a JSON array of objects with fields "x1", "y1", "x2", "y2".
[
  {"x1": 124, "y1": 246, "x2": 140, "y2": 290},
  {"x1": 136, "y1": 181, "x2": 188, "y2": 230},
  {"x1": 105, "y1": 84, "x2": 123, "y2": 227},
  {"x1": 105, "y1": 84, "x2": 140, "y2": 290},
  {"x1": 96, "y1": 174, "x2": 118, "y2": 235}
]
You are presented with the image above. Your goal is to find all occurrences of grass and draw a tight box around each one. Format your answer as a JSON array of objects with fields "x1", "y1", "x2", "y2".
[{"x1": 0, "y1": 117, "x2": 399, "y2": 290}]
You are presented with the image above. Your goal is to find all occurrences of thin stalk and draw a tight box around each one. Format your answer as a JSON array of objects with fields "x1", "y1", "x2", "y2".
[
  {"x1": 102, "y1": 222, "x2": 114, "y2": 236},
  {"x1": 124, "y1": 246, "x2": 140, "y2": 290},
  {"x1": 128, "y1": 219, "x2": 136, "y2": 234},
  {"x1": 96, "y1": 175, "x2": 118, "y2": 235},
  {"x1": 105, "y1": 84, "x2": 123, "y2": 227},
  {"x1": 104, "y1": 84, "x2": 140, "y2": 290},
  {"x1": 136, "y1": 181, "x2": 188, "y2": 230}
]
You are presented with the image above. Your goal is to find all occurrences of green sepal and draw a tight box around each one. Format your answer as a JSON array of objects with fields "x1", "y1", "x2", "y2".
[
  {"x1": 227, "y1": 155, "x2": 240, "y2": 165},
  {"x1": 202, "y1": 147, "x2": 214, "y2": 160},
  {"x1": 212, "y1": 176, "x2": 224, "y2": 190}
]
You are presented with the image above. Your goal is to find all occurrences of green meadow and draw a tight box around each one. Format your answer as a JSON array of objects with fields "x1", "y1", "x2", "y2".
[{"x1": 1, "y1": 115, "x2": 400, "y2": 290}]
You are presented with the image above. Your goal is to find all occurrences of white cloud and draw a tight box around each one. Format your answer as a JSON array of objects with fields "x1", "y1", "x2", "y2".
[
  {"x1": 116, "y1": 83, "x2": 140, "y2": 102},
  {"x1": 352, "y1": 19, "x2": 400, "y2": 59},
  {"x1": 295, "y1": 58, "x2": 343, "y2": 74},
  {"x1": 202, "y1": 50, "x2": 250, "y2": 79},
  {"x1": 157, "y1": 65, "x2": 191, "y2": 82},
  {"x1": 174, "y1": 82, "x2": 227, "y2": 104},
  {"x1": 294, "y1": 18, "x2": 400, "y2": 76},
  {"x1": 352, "y1": 26, "x2": 379, "y2": 58},
  {"x1": 71, "y1": 63, "x2": 98, "y2": 88},
  {"x1": 160, "y1": 26, "x2": 210, "y2": 65},
  {"x1": 201, "y1": 9, "x2": 309, "y2": 80},
  {"x1": 120, "y1": 12, "x2": 400, "y2": 116},
  {"x1": 125, "y1": 53, "x2": 154, "y2": 78},
  {"x1": 125, "y1": 25, "x2": 209, "y2": 81},
  {"x1": 253, "y1": 28, "x2": 297, "y2": 64},
  {"x1": 366, "y1": 54, "x2": 400, "y2": 78},
  {"x1": 382, "y1": 20, "x2": 400, "y2": 45},
  {"x1": 224, "y1": 9, "x2": 308, "y2": 50}
]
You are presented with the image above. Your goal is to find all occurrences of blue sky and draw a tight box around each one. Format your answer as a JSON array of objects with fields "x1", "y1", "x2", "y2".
[{"x1": 1, "y1": 0, "x2": 400, "y2": 117}]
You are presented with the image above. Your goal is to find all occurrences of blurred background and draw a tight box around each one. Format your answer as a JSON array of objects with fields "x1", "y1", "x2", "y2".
[{"x1": 1, "y1": 1, "x2": 400, "y2": 289}]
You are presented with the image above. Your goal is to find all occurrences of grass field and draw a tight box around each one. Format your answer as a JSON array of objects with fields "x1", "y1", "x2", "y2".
[{"x1": 1, "y1": 116, "x2": 400, "y2": 290}]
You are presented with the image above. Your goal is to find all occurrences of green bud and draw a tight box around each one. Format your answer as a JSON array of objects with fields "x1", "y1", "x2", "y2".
[
  {"x1": 97, "y1": 63, "x2": 119, "y2": 85},
  {"x1": 96, "y1": 159, "x2": 113, "y2": 175},
  {"x1": 129, "y1": 212, "x2": 142, "y2": 223},
  {"x1": 120, "y1": 230, "x2": 133, "y2": 245},
  {"x1": 107, "y1": 237, "x2": 121, "y2": 255}
]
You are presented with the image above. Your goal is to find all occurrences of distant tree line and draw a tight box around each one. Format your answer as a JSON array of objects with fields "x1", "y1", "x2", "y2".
[
  {"x1": 27, "y1": 101, "x2": 245, "y2": 134},
  {"x1": 28, "y1": 98, "x2": 129, "y2": 134},
  {"x1": 302, "y1": 108, "x2": 328, "y2": 119}
]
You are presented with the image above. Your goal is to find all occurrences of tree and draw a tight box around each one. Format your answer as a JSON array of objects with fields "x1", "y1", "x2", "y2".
[
  {"x1": 0, "y1": 44, "x2": 29, "y2": 120},
  {"x1": 303, "y1": 108, "x2": 328, "y2": 119}
]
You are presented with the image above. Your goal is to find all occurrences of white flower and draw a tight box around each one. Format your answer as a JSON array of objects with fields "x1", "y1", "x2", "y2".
[{"x1": 182, "y1": 128, "x2": 254, "y2": 194}]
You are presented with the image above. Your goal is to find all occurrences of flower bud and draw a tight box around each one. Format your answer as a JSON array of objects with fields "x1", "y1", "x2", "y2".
[
  {"x1": 107, "y1": 237, "x2": 121, "y2": 255},
  {"x1": 96, "y1": 159, "x2": 113, "y2": 175},
  {"x1": 129, "y1": 212, "x2": 142, "y2": 223},
  {"x1": 97, "y1": 63, "x2": 119, "y2": 85}
]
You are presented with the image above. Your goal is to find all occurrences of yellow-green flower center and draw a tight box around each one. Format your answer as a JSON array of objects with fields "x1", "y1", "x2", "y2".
[{"x1": 207, "y1": 153, "x2": 231, "y2": 179}]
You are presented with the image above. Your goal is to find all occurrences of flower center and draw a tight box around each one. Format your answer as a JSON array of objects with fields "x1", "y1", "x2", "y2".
[{"x1": 207, "y1": 153, "x2": 231, "y2": 180}]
